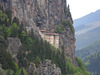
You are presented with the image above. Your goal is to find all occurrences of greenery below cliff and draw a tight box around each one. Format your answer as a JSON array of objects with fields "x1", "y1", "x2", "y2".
[
  {"x1": 76, "y1": 40, "x2": 100, "y2": 75},
  {"x1": 0, "y1": 6, "x2": 89, "y2": 75},
  {"x1": 76, "y1": 40, "x2": 100, "y2": 59},
  {"x1": 83, "y1": 52, "x2": 100, "y2": 75}
]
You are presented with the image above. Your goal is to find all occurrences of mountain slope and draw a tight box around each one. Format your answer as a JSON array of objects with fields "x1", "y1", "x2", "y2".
[
  {"x1": 0, "y1": 0, "x2": 75, "y2": 61},
  {"x1": 76, "y1": 40, "x2": 100, "y2": 59},
  {"x1": 74, "y1": 9, "x2": 100, "y2": 27},
  {"x1": 75, "y1": 27, "x2": 100, "y2": 49},
  {"x1": 76, "y1": 40, "x2": 100, "y2": 75},
  {"x1": 0, "y1": 7, "x2": 89, "y2": 75},
  {"x1": 74, "y1": 9, "x2": 100, "y2": 49},
  {"x1": 83, "y1": 52, "x2": 100, "y2": 75}
]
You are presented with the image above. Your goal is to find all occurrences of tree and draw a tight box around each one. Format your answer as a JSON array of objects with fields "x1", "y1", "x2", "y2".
[
  {"x1": 3, "y1": 27, "x2": 11, "y2": 39},
  {"x1": 13, "y1": 17, "x2": 19, "y2": 26},
  {"x1": 11, "y1": 23, "x2": 19, "y2": 37},
  {"x1": 5, "y1": 9, "x2": 12, "y2": 24},
  {"x1": 20, "y1": 68, "x2": 27, "y2": 75},
  {"x1": 0, "y1": 67, "x2": 6, "y2": 75},
  {"x1": 20, "y1": 30, "x2": 27, "y2": 43},
  {"x1": 0, "y1": 10, "x2": 8, "y2": 25},
  {"x1": 6, "y1": 69, "x2": 14, "y2": 75},
  {"x1": 35, "y1": 56, "x2": 41, "y2": 67}
]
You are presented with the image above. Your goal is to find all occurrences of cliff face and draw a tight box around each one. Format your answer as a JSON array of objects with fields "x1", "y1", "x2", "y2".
[
  {"x1": 27, "y1": 60, "x2": 61, "y2": 75},
  {"x1": 0, "y1": 0, "x2": 75, "y2": 61}
]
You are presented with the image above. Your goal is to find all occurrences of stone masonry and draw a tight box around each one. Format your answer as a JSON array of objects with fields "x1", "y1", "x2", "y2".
[{"x1": 39, "y1": 30, "x2": 59, "y2": 48}]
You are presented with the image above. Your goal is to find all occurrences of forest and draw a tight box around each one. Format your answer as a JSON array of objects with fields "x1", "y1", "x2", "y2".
[
  {"x1": 76, "y1": 40, "x2": 100, "y2": 59},
  {"x1": 76, "y1": 40, "x2": 100, "y2": 75},
  {"x1": 0, "y1": 5, "x2": 89, "y2": 75},
  {"x1": 83, "y1": 52, "x2": 100, "y2": 75}
]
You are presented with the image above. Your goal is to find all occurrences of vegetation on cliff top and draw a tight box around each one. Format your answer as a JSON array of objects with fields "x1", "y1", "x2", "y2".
[
  {"x1": 55, "y1": 6, "x2": 75, "y2": 34},
  {"x1": 54, "y1": 20, "x2": 75, "y2": 34},
  {"x1": 0, "y1": 6, "x2": 88, "y2": 75}
]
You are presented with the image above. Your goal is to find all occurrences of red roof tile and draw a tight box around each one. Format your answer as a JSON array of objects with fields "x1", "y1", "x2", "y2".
[
  {"x1": 45, "y1": 33, "x2": 59, "y2": 36},
  {"x1": 40, "y1": 30, "x2": 47, "y2": 32}
]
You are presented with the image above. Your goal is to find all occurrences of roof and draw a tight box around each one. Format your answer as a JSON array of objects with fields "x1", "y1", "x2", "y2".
[
  {"x1": 40, "y1": 30, "x2": 47, "y2": 32},
  {"x1": 45, "y1": 33, "x2": 59, "y2": 36}
]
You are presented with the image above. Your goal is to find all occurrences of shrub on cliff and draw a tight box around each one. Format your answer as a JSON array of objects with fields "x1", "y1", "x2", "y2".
[{"x1": 0, "y1": 6, "x2": 89, "y2": 75}]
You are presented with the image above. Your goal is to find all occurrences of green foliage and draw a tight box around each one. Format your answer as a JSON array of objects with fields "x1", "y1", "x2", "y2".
[
  {"x1": 0, "y1": 10, "x2": 9, "y2": 27},
  {"x1": 5, "y1": 9, "x2": 12, "y2": 24},
  {"x1": 62, "y1": 20, "x2": 75, "y2": 34},
  {"x1": 0, "y1": 67, "x2": 6, "y2": 75},
  {"x1": 0, "y1": 6, "x2": 88, "y2": 75},
  {"x1": 0, "y1": 35, "x2": 5, "y2": 43},
  {"x1": 76, "y1": 40, "x2": 100, "y2": 74},
  {"x1": 35, "y1": 56, "x2": 41, "y2": 67},
  {"x1": 0, "y1": 41, "x2": 22, "y2": 74},
  {"x1": 76, "y1": 40, "x2": 100, "y2": 59},
  {"x1": 17, "y1": 31, "x2": 68, "y2": 74},
  {"x1": 35, "y1": 72, "x2": 37, "y2": 75},
  {"x1": 0, "y1": 5, "x2": 3, "y2": 10},
  {"x1": 21, "y1": 68, "x2": 27, "y2": 75},
  {"x1": 55, "y1": 24, "x2": 65, "y2": 33},
  {"x1": 75, "y1": 57, "x2": 86, "y2": 70},
  {"x1": 65, "y1": 59, "x2": 89, "y2": 75},
  {"x1": 11, "y1": 23, "x2": 19, "y2": 37},
  {"x1": 20, "y1": 30, "x2": 27, "y2": 42},
  {"x1": 0, "y1": 9, "x2": 27, "y2": 74},
  {"x1": 22, "y1": 31, "x2": 27, "y2": 38},
  {"x1": 0, "y1": 42, "x2": 15, "y2": 71},
  {"x1": 17, "y1": 30, "x2": 89, "y2": 75},
  {"x1": 55, "y1": 19, "x2": 75, "y2": 34},
  {"x1": 65, "y1": 5, "x2": 72, "y2": 18},
  {"x1": 66, "y1": 62, "x2": 75, "y2": 74},
  {"x1": 0, "y1": 67, "x2": 17, "y2": 75},
  {"x1": 13, "y1": 17, "x2": 19, "y2": 25},
  {"x1": 83, "y1": 52, "x2": 100, "y2": 75},
  {"x1": 3, "y1": 27, "x2": 11, "y2": 39},
  {"x1": 55, "y1": 26, "x2": 62, "y2": 33},
  {"x1": 5, "y1": 69, "x2": 14, "y2": 75},
  {"x1": 0, "y1": 10, "x2": 8, "y2": 22}
]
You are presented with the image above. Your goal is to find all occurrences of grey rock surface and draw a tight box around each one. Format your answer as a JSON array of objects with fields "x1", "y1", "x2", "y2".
[
  {"x1": 0, "y1": 0, "x2": 75, "y2": 62},
  {"x1": 41, "y1": 60, "x2": 61, "y2": 75},
  {"x1": 7, "y1": 37, "x2": 22, "y2": 63},
  {"x1": 27, "y1": 60, "x2": 61, "y2": 75}
]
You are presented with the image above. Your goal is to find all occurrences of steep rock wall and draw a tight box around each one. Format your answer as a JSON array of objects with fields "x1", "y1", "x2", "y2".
[
  {"x1": 7, "y1": 37, "x2": 22, "y2": 63},
  {"x1": 0, "y1": 0, "x2": 75, "y2": 62},
  {"x1": 27, "y1": 60, "x2": 61, "y2": 75}
]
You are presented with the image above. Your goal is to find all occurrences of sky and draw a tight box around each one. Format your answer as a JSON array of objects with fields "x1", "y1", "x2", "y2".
[{"x1": 67, "y1": 0, "x2": 100, "y2": 20}]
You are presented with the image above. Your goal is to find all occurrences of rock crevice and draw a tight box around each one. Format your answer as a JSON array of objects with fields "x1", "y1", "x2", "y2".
[{"x1": 0, "y1": 0, "x2": 75, "y2": 62}]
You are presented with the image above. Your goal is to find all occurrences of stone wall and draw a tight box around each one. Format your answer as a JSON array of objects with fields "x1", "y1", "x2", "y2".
[
  {"x1": 39, "y1": 30, "x2": 59, "y2": 48},
  {"x1": 45, "y1": 34, "x2": 59, "y2": 48}
]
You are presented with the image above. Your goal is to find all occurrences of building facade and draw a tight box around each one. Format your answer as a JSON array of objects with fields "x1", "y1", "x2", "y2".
[{"x1": 39, "y1": 30, "x2": 59, "y2": 48}]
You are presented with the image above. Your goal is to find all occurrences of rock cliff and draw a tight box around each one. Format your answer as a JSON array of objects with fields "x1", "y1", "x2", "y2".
[
  {"x1": 40, "y1": 60, "x2": 61, "y2": 75},
  {"x1": 0, "y1": 0, "x2": 75, "y2": 62},
  {"x1": 7, "y1": 37, "x2": 22, "y2": 63},
  {"x1": 27, "y1": 60, "x2": 61, "y2": 75},
  {"x1": 7, "y1": 37, "x2": 22, "y2": 55}
]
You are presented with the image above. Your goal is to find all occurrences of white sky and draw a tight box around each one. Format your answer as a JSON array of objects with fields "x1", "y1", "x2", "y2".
[{"x1": 67, "y1": 0, "x2": 100, "y2": 20}]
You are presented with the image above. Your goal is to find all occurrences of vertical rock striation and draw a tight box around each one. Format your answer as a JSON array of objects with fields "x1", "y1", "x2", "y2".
[{"x1": 0, "y1": 0, "x2": 75, "y2": 62}]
